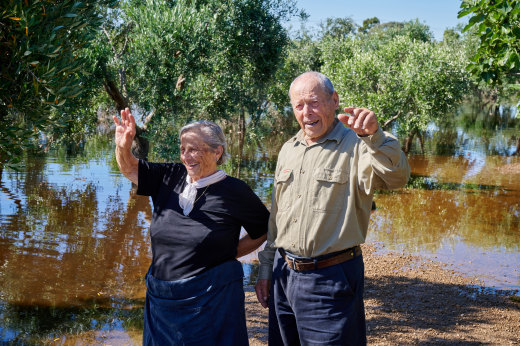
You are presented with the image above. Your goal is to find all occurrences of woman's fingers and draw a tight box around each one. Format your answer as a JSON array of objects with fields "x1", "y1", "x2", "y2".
[
  {"x1": 113, "y1": 115, "x2": 120, "y2": 126},
  {"x1": 115, "y1": 108, "x2": 136, "y2": 132}
]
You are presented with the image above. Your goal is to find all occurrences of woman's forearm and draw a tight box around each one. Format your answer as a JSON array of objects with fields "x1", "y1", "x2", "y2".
[
  {"x1": 116, "y1": 146, "x2": 139, "y2": 185},
  {"x1": 236, "y1": 233, "x2": 267, "y2": 258}
]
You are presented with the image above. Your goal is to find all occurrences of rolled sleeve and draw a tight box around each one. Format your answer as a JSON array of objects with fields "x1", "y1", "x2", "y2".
[
  {"x1": 257, "y1": 245, "x2": 275, "y2": 281},
  {"x1": 360, "y1": 128, "x2": 410, "y2": 190}
]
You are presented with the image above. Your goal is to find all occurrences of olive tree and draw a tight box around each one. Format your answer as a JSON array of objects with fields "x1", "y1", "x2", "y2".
[
  {"x1": 87, "y1": 0, "x2": 299, "y2": 161},
  {"x1": 0, "y1": 0, "x2": 115, "y2": 167},
  {"x1": 321, "y1": 34, "x2": 471, "y2": 153}
]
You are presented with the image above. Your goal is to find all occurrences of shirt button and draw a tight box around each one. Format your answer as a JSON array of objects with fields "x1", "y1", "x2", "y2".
[
  {"x1": 300, "y1": 169, "x2": 305, "y2": 174},
  {"x1": 293, "y1": 218, "x2": 297, "y2": 223},
  {"x1": 297, "y1": 194, "x2": 301, "y2": 198}
]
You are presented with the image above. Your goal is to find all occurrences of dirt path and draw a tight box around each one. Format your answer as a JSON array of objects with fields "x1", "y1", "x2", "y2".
[{"x1": 245, "y1": 243, "x2": 520, "y2": 345}]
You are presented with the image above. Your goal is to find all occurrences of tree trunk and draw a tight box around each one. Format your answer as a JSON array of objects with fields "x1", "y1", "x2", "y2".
[
  {"x1": 516, "y1": 137, "x2": 520, "y2": 156},
  {"x1": 236, "y1": 109, "x2": 246, "y2": 178},
  {"x1": 103, "y1": 79, "x2": 128, "y2": 112},
  {"x1": 418, "y1": 132, "x2": 425, "y2": 155},
  {"x1": 403, "y1": 132, "x2": 415, "y2": 154}
]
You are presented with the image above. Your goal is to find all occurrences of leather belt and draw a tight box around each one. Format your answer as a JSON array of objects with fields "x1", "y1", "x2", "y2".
[{"x1": 282, "y1": 246, "x2": 362, "y2": 271}]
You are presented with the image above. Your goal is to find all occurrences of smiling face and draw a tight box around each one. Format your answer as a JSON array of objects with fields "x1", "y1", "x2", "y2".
[
  {"x1": 290, "y1": 74, "x2": 339, "y2": 144},
  {"x1": 180, "y1": 130, "x2": 223, "y2": 182}
]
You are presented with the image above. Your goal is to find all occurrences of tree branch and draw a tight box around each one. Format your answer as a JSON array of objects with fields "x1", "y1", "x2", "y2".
[
  {"x1": 383, "y1": 111, "x2": 401, "y2": 129},
  {"x1": 102, "y1": 26, "x2": 118, "y2": 56}
]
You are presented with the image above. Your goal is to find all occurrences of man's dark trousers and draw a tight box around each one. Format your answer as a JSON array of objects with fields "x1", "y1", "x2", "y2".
[{"x1": 268, "y1": 249, "x2": 366, "y2": 345}]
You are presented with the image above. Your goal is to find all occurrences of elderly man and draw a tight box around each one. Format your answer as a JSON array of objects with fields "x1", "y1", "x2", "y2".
[{"x1": 255, "y1": 71, "x2": 410, "y2": 345}]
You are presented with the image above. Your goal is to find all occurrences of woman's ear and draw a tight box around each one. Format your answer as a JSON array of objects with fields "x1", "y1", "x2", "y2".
[{"x1": 215, "y1": 146, "x2": 224, "y2": 162}]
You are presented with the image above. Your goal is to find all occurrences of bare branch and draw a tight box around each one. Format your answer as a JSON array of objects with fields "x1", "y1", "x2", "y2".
[
  {"x1": 116, "y1": 22, "x2": 133, "y2": 59},
  {"x1": 102, "y1": 26, "x2": 118, "y2": 56},
  {"x1": 383, "y1": 111, "x2": 401, "y2": 129}
]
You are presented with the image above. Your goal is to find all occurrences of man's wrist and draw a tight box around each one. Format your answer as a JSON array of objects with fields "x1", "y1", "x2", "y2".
[{"x1": 258, "y1": 264, "x2": 273, "y2": 281}]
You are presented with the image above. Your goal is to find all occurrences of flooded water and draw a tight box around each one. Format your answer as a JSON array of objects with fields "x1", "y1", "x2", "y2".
[
  {"x1": 369, "y1": 154, "x2": 520, "y2": 292},
  {"x1": 1, "y1": 109, "x2": 519, "y2": 343}
]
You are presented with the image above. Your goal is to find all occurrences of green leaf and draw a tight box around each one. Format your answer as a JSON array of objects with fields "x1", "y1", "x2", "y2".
[
  {"x1": 457, "y1": 9, "x2": 474, "y2": 18},
  {"x1": 469, "y1": 13, "x2": 486, "y2": 26},
  {"x1": 63, "y1": 13, "x2": 78, "y2": 18}
]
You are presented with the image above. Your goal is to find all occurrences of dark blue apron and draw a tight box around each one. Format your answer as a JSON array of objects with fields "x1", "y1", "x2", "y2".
[{"x1": 143, "y1": 260, "x2": 249, "y2": 346}]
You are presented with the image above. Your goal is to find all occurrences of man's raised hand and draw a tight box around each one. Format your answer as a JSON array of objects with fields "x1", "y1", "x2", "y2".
[{"x1": 338, "y1": 107, "x2": 379, "y2": 136}]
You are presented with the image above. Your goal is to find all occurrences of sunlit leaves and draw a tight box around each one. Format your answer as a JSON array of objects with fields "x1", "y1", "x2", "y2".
[{"x1": 458, "y1": 0, "x2": 520, "y2": 85}]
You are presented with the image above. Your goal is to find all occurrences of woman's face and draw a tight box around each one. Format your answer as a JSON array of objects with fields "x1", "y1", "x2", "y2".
[{"x1": 180, "y1": 130, "x2": 222, "y2": 182}]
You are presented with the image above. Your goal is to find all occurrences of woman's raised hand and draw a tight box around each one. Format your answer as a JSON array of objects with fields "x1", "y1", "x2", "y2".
[{"x1": 113, "y1": 107, "x2": 136, "y2": 150}]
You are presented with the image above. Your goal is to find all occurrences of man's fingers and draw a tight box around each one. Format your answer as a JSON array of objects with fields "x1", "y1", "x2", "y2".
[
  {"x1": 254, "y1": 286, "x2": 267, "y2": 308},
  {"x1": 337, "y1": 113, "x2": 352, "y2": 126},
  {"x1": 255, "y1": 280, "x2": 270, "y2": 309},
  {"x1": 341, "y1": 106, "x2": 378, "y2": 135},
  {"x1": 356, "y1": 110, "x2": 372, "y2": 130},
  {"x1": 254, "y1": 287, "x2": 263, "y2": 307},
  {"x1": 343, "y1": 106, "x2": 355, "y2": 114}
]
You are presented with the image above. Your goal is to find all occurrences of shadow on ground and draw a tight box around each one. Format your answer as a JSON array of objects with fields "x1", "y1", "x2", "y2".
[{"x1": 364, "y1": 273, "x2": 519, "y2": 344}]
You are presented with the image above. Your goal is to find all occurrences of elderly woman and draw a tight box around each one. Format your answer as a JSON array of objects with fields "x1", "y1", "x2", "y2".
[{"x1": 113, "y1": 108, "x2": 269, "y2": 345}]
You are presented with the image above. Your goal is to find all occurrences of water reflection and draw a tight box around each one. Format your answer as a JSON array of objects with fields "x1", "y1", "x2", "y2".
[
  {"x1": 0, "y1": 147, "x2": 152, "y2": 343},
  {"x1": 368, "y1": 154, "x2": 520, "y2": 290},
  {"x1": 1, "y1": 109, "x2": 519, "y2": 342}
]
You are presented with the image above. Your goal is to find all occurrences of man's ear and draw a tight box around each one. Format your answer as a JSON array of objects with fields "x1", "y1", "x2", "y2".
[{"x1": 332, "y1": 91, "x2": 339, "y2": 109}]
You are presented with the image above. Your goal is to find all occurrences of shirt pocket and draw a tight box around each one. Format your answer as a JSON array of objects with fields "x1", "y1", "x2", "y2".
[
  {"x1": 275, "y1": 169, "x2": 293, "y2": 212},
  {"x1": 311, "y1": 168, "x2": 349, "y2": 212}
]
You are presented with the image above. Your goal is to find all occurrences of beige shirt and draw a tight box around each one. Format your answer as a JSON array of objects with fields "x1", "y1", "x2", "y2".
[{"x1": 258, "y1": 119, "x2": 410, "y2": 280}]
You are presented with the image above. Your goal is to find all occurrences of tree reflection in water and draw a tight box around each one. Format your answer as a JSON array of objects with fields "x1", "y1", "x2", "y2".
[{"x1": 0, "y1": 144, "x2": 152, "y2": 343}]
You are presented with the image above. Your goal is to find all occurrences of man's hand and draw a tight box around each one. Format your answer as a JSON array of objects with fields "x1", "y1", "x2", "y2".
[
  {"x1": 113, "y1": 107, "x2": 136, "y2": 150},
  {"x1": 338, "y1": 107, "x2": 379, "y2": 136},
  {"x1": 255, "y1": 279, "x2": 270, "y2": 309}
]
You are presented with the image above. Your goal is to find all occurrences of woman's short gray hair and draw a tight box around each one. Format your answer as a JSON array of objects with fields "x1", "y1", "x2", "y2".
[{"x1": 179, "y1": 120, "x2": 229, "y2": 165}]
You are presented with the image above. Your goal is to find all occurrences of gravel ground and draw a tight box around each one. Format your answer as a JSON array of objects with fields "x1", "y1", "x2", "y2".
[{"x1": 245, "y1": 243, "x2": 520, "y2": 345}]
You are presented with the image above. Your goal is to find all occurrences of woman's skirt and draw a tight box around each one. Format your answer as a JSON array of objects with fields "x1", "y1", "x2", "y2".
[{"x1": 143, "y1": 260, "x2": 249, "y2": 346}]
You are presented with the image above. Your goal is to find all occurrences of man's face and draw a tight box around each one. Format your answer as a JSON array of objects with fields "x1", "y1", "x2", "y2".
[{"x1": 290, "y1": 76, "x2": 339, "y2": 143}]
